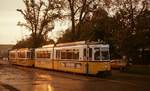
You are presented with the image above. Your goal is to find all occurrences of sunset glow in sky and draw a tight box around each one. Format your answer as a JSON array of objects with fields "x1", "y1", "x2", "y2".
[{"x1": 0, "y1": 0, "x2": 70, "y2": 44}]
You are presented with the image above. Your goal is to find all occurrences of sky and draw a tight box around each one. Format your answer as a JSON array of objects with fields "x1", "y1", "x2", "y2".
[
  {"x1": 0, "y1": 0, "x2": 70, "y2": 44},
  {"x1": 0, "y1": 0, "x2": 25, "y2": 44}
]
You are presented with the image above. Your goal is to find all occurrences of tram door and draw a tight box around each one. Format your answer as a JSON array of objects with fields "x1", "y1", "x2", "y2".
[
  {"x1": 94, "y1": 48, "x2": 101, "y2": 60},
  {"x1": 27, "y1": 49, "x2": 34, "y2": 60},
  {"x1": 83, "y1": 48, "x2": 93, "y2": 61}
]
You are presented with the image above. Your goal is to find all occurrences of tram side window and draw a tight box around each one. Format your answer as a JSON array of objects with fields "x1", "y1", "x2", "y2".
[
  {"x1": 60, "y1": 49, "x2": 79, "y2": 60},
  {"x1": 49, "y1": 52, "x2": 51, "y2": 59},
  {"x1": 83, "y1": 48, "x2": 87, "y2": 60},
  {"x1": 84, "y1": 48, "x2": 86, "y2": 57},
  {"x1": 44, "y1": 51, "x2": 50, "y2": 58},
  {"x1": 101, "y1": 51, "x2": 109, "y2": 60},
  {"x1": 27, "y1": 52, "x2": 31, "y2": 58},
  {"x1": 18, "y1": 52, "x2": 26, "y2": 58},
  {"x1": 36, "y1": 51, "x2": 40, "y2": 58},
  {"x1": 36, "y1": 51, "x2": 50, "y2": 58},
  {"x1": 94, "y1": 48, "x2": 100, "y2": 60},
  {"x1": 61, "y1": 50, "x2": 72, "y2": 59},
  {"x1": 89, "y1": 48, "x2": 92, "y2": 60},
  {"x1": 43, "y1": 51, "x2": 47, "y2": 58},
  {"x1": 73, "y1": 49, "x2": 79, "y2": 59},
  {"x1": 10, "y1": 53, "x2": 15, "y2": 58},
  {"x1": 66, "y1": 50, "x2": 72, "y2": 59},
  {"x1": 61, "y1": 51, "x2": 66, "y2": 59},
  {"x1": 31, "y1": 51, "x2": 34, "y2": 59},
  {"x1": 56, "y1": 50, "x2": 60, "y2": 59},
  {"x1": 36, "y1": 51, "x2": 41, "y2": 58}
]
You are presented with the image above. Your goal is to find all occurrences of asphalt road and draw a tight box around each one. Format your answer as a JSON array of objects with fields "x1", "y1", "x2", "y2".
[{"x1": 0, "y1": 61, "x2": 150, "y2": 91}]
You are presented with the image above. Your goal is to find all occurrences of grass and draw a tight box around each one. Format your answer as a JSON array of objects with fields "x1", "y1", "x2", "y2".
[{"x1": 126, "y1": 65, "x2": 150, "y2": 75}]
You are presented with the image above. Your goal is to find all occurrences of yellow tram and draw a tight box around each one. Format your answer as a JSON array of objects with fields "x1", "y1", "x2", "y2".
[
  {"x1": 9, "y1": 48, "x2": 34, "y2": 67},
  {"x1": 34, "y1": 41, "x2": 111, "y2": 76},
  {"x1": 9, "y1": 49, "x2": 18, "y2": 64},
  {"x1": 9, "y1": 41, "x2": 111, "y2": 76},
  {"x1": 35, "y1": 44, "x2": 54, "y2": 69}
]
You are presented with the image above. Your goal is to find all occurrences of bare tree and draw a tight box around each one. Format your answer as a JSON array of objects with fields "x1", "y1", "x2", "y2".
[
  {"x1": 65, "y1": 0, "x2": 100, "y2": 41},
  {"x1": 17, "y1": 0, "x2": 63, "y2": 48}
]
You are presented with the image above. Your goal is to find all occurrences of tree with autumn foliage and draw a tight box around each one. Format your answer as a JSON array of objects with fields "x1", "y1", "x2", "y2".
[{"x1": 58, "y1": 0, "x2": 150, "y2": 64}]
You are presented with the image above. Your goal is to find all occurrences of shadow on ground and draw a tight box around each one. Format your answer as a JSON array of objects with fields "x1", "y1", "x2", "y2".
[{"x1": 1, "y1": 83, "x2": 20, "y2": 91}]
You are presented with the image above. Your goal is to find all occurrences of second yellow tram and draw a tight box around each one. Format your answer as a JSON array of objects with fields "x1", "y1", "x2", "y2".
[{"x1": 9, "y1": 48, "x2": 34, "y2": 67}]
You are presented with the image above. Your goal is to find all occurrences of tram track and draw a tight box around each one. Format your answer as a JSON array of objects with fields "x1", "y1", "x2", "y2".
[{"x1": 1, "y1": 63, "x2": 150, "y2": 91}]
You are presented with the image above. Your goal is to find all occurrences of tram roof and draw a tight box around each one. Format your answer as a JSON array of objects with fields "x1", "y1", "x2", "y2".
[
  {"x1": 9, "y1": 49, "x2": 17, "y2": 52},
  {"x1": 55, "y1": 41, "x2": 108, "y2": 47},
  {"x1": 9, "y1": 48, "x2": 28, "y2": 51},
  {"x1": 41, "y1": 41, "x2": 109, "y2": 48},
  {"x1": 10, "y1": 48, "x2": 34, "y2": 52},
  {"x1": 42, "y1": 44, "x2": 54, "y2": 48}
]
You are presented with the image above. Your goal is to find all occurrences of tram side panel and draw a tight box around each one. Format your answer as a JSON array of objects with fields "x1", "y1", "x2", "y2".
[
  {"x1": 53, "y1": 46, "x2": 88, "y2": 74},
  {"x1": 87, "y1": 61, "x2": 111, "y2": 75},
  {"x1": 17, "y1": 59, "x2": 34, "y2": 67},
  {"x1": 34, "y1": 48, "x2": 53, "y2": 69},
  {"x1": 34, "y1": 59, "x2": 53, "y2": 69},
  {"x1": 52, "y1": 47, "x2": 79, "y2": 73},
  {"x1": 52, "y1": 60, "x2": 86, "y2": 74},
  {"x1": 52, "y1": 44, "x2": 111, "y2": 75},
  {"x1": 33, "y1": 41, "x2": 111, "y2": 76},
  {"x1": 9, "y1": 50, "x2": 18, "y2": 65},
  {"x1": 16, "y1": 48, "x2": 35, "y2": 67},
  {"x1": 52, "y1": 61, "x2": 111, "y2": 75}
]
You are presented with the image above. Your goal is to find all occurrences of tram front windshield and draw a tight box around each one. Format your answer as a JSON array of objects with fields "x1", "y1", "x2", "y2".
[
  {"x1": 101, "y1": 51, "x2": 110, "y2": 60},
  {"x1": 94, "y1": 48, "x2": 100, "y2": 60},
  {"x1": 94, "y1": 48, "x2": 110, "y2": 60}
]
